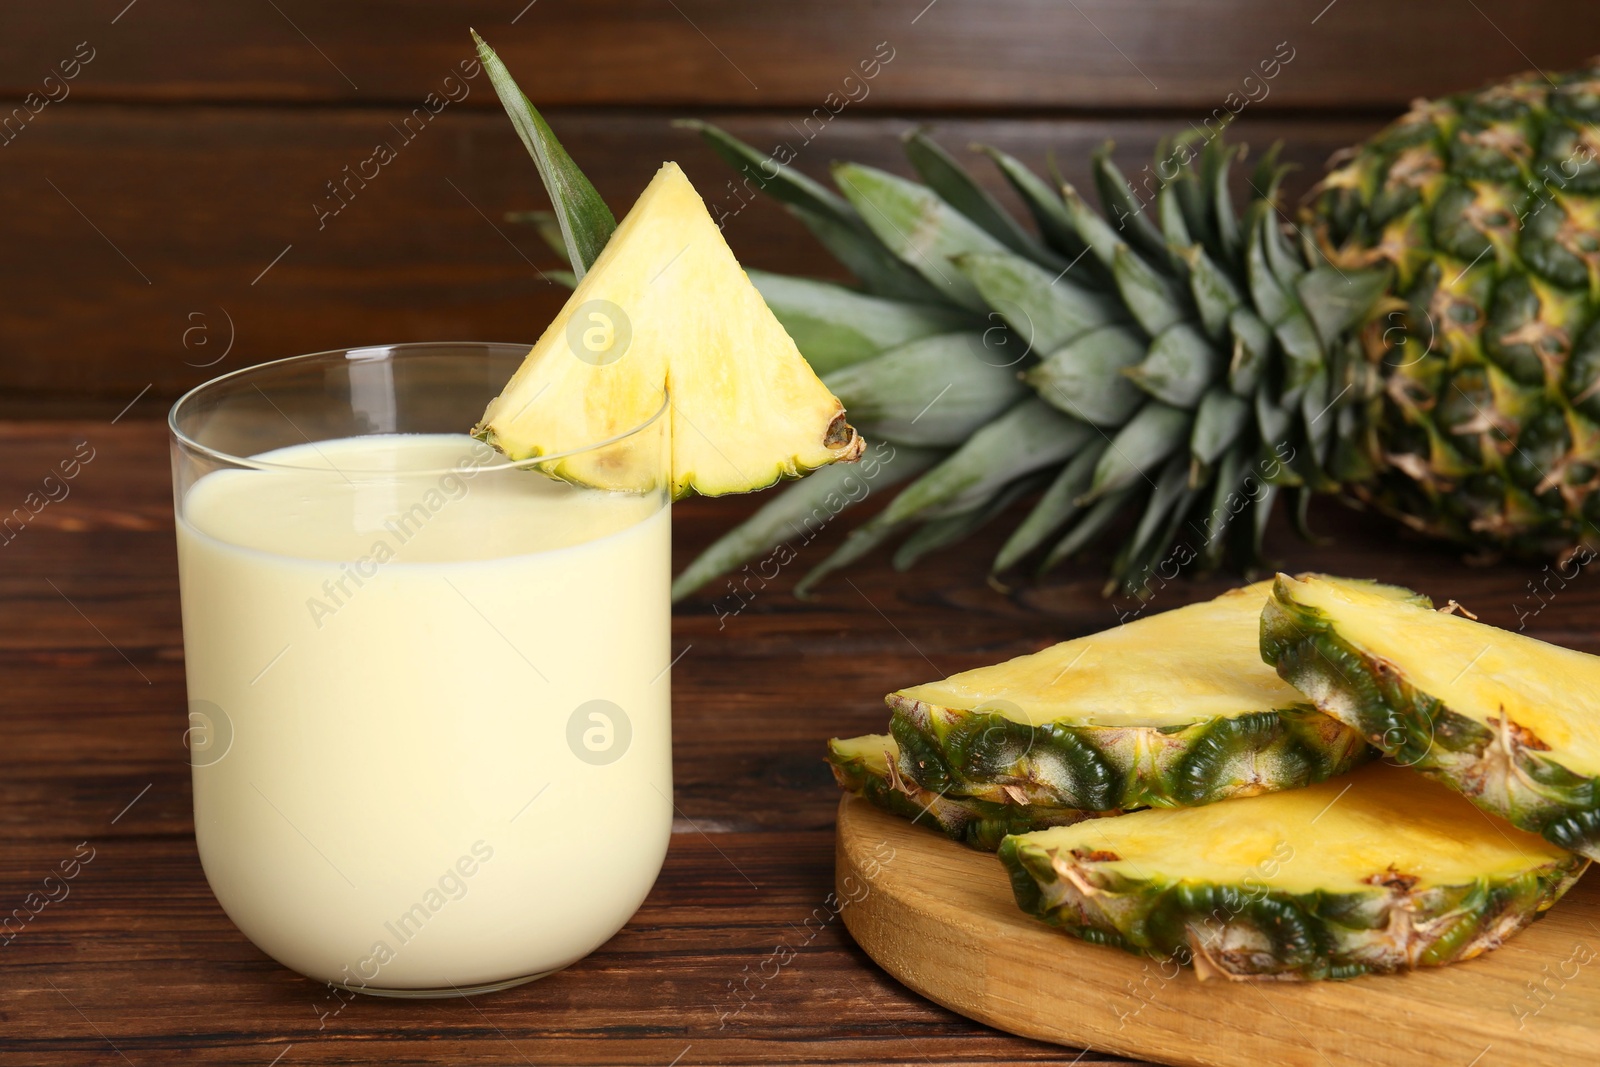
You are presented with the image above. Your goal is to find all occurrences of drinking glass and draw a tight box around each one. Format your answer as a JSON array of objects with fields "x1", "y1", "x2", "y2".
[{"x1": 170, "y1": 342, "x2": 671, "y2": 996}]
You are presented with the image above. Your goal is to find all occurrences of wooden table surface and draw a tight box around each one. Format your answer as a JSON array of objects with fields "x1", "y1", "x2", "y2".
[{"x1": 3, "y1": 418, "x2": 1593, "y2": 1067}]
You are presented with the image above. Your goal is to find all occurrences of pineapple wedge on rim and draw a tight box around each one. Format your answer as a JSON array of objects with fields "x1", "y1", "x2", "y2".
[
  {"x1": 1263, "y1": 571, "x2": 1600, "y2": 860},
  {"x1": 475, "y1": 162, "x2": 864, "y2": 497},
  {"x1": 1000, "y1": 762, "x2": 1586, "y2": 981},
  {"x1": 888, "y1": 580, "x2": 1374, "y2": 811},
  {"x1": 827, "y1": 734, "x2": 1113, "y2": 851}
]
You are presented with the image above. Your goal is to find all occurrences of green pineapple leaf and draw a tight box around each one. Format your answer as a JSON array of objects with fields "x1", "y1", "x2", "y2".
[
  {"x1": 952, "y1": 250, "x2": 1121, "y2": 353},
  {"x1": 831, "y1": 161, "x2": 1005, "y2": 312},
  {"x1": 472, "y1": 30, "x2": 615, "y2": 279},
  {"x1": 895, "y1": 474, "x2": 1048, "y2": 571},
  {"x1": 674, "y1": 117, "x2": 855, "y2": 226},
  {"x1": 1024, "y1": 326, "x2": 1146, "y2": 426},
  {"x1": 794, "y1": 514, "x2": 905, "y2": 599},
  {"x1": 668, "y1": 443, "x2": 941, "y2": 602},
  {"x1": 1090, "y1": 144, "x2": 1168, "y2": 264},
  {"x1": 745, "y1": 270, "x2": 975, "y2": 377},
  {"x1": 680, "y1": 121, "x2": 946, "y2": 304},
  {"x1": 1082, "y1": 402, "x2": 1191, "y2": 501},
  {"x1": 880, "y1": 398, "x2": 1094, "y2": 526},
  {"x1": 903, "y1": 130, "x2": 1064, "y2": 268},
  {"x1": 1040, "y1": 489, "x2": 1135, "y2": 574},
  {"x1": 822, "y1": 334, "x2": 1028, "y2": 447},
  {"x1": 977, "y1": 145, "x2": 1096, "y2": 267},
  {"x1": 1190, "y1": 387, "x2": 1250, "y2": 472},
  {"x1": 992, "y1": 441, "x2": 1106, "y2": 573}
]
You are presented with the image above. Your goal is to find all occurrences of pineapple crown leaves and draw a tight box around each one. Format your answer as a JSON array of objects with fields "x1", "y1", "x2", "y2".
[
  {"x1": 474, "y1": 28, "x2": 1397, "y2": 598},
  {"x1": 667, "y1": 122, "x2": 1394, "y2": 600}
]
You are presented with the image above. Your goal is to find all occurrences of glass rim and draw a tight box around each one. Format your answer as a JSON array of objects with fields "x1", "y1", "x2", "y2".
[{"x1": 167, "y1": 341, "x2": 670, "y2": 477}]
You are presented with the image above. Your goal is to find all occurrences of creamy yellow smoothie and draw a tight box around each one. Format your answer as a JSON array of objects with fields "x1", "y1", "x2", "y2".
[{"x1": 177, "y1": 433, "x2": 671, "y2": 993}]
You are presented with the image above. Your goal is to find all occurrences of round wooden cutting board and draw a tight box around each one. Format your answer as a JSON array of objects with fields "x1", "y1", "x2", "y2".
[{"x1": 835, "y1": 794, "x2": 1600, "y2": 1067}]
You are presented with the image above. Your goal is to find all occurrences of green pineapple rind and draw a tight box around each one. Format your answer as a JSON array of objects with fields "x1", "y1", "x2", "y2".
[
  {"x1": 1261, "y1": 574, "x2": 1600, "y2": 860},
  {"x1": 997, "y1": 831, "x2": 1585, "y2": 981},
  {"x1": 826, "y1": 736, "x2": 1103, "y2": 850},
  {"x1": 887, "y1": 695, "x2": 1372, "y2": 812}
]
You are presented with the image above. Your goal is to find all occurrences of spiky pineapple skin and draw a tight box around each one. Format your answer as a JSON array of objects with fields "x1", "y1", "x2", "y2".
[
  {"x1": 1262, "y1": 577, "x2": 1600, "y2": 859},
  {"x1": 1314, "y1": 68, "x2": 1600, "y2": 557},
  {"x1": 826, "y1": 737, "x2": 1104, "y2": 850},
  {"x1": 999, "y1": 832, "x2": 1585, "y2": 981},
  {"x1": 888, "y1": 695, "x2": 1371, "y2": 812}
]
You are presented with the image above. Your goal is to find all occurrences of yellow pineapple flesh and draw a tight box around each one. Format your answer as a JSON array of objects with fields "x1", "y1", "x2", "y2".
[{"x1": 476, "y1": 162, "x2": 863, "y2": 497}]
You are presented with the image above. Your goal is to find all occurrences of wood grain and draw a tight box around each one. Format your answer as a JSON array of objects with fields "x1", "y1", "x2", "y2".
[
  {"x1": 1, "y1": 110, "x2": 1378, "y2": 413},
  {"x1": 1, "y1": 0, "x2": 1595, "y2": 110},
  {"x1": 4, "y1": 420, "x2": 1600, "y2": 1064},
  {"x1": 838, "y1": 795, "x2": 1599, "y2": 1066}
]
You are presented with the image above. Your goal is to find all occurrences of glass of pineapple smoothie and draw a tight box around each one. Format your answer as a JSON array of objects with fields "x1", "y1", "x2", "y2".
[{"x1": 170, "y1": 342, "x2": 672, "y2": 997}]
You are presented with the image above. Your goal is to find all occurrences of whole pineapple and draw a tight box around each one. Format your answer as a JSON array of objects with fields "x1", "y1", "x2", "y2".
[
  {"x1": 1317, "y1": 71, "x2": 1600, "y2": 553},
  {"x1": 671, "y1": 64, "x2": 1600, "y2": 599}
]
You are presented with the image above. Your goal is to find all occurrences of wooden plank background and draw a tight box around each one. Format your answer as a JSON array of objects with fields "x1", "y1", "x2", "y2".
[{"x1": 4, "y1": 0, "x2": 1600, "y2": 414}]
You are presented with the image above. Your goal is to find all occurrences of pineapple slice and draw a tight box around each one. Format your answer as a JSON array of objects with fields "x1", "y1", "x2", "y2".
[
  {"x1": 1000, "y1": 762, "x2": 1586, "y2": 981},
  {"x1": 476, "y1": 162, "x2": 864, "y2": 497},
  {"x1": 827, "y1": 735, "x2": 1111, "y2": 851},
  {"x1": 1264, "y1": 572, "x2": 1600, "y2": 859},
  {"x1": 888, "y1": 581, "x2": 1373, "y2": 811}
]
